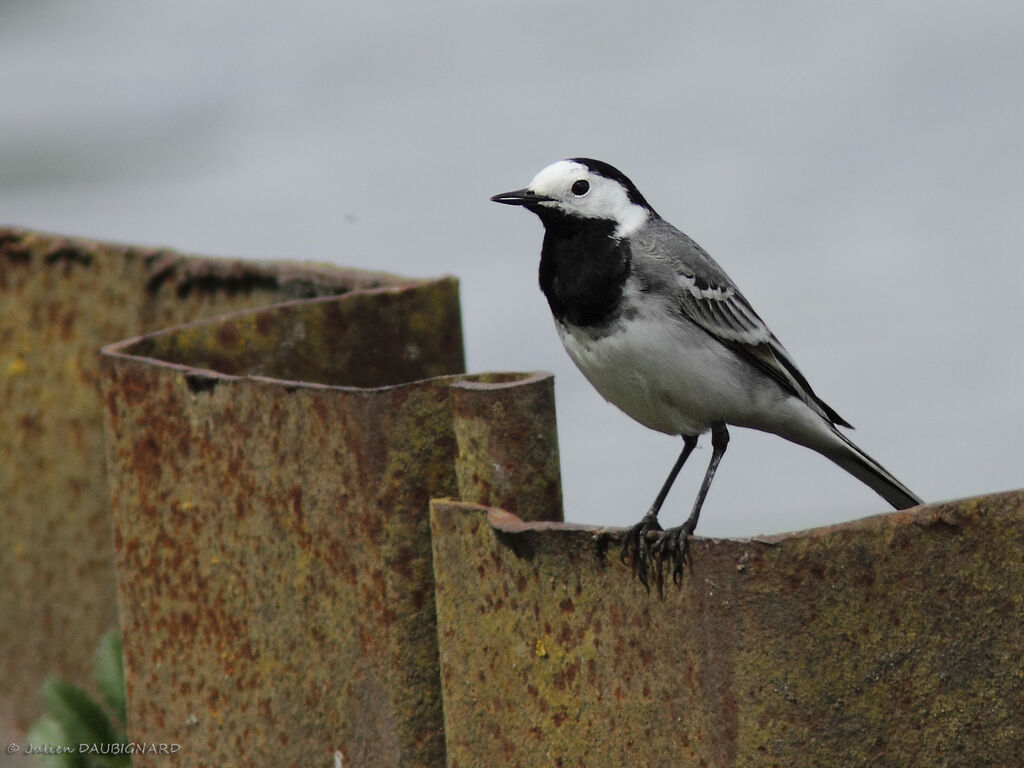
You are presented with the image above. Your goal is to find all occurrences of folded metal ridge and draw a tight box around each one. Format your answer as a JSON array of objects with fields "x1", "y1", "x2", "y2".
[
  {"x1": 2, "y1": 224, "x2": 407, "y2": 296},
  {"x1": 481, "y1": 490, "x2": 990, "y2": 540},
  {"x1": 99, "y1": 289, "x2": 549, "y2": 394},
  {"x1": 100, "y1": 277, "x2": 467, "y2": 390}
]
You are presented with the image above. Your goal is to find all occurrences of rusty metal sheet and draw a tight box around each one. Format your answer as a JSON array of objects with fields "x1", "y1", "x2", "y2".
[
  {"x1": 0, "y1": 226, "x2": 403, "y2": 729},
  {"x1": 431, "y1": 490, "x2": 1024, "y2": 767},
  {"x1": 101, "y1": 277, "x2": 563, "y2": 767},
  {"x1": 451, "y1": 372, "x2": 562, "y2": 521}
]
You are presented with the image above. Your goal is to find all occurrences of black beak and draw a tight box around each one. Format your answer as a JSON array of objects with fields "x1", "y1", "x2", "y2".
[{"x1": 490, "y1": 188, "x2": 552, "y2": 206}]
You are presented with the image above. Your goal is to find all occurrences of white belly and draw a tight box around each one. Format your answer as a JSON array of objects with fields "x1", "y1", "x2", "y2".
[{"x1": 557, "y1": 309, "x2": 785, "y2": 437}]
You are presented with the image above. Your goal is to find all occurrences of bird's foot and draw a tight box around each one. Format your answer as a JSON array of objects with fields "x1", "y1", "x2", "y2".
[
  {"x1": 620, "y1": 512, "x2": 663, "y2": 590},
  {"x1": 652, "y1": 523, "x2": 695, "y2": 586}
]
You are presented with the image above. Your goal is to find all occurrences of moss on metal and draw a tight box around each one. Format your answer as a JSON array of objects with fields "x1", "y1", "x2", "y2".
[{"x1": 431, "y1": 491, "x2": 1024, "y2": 767}]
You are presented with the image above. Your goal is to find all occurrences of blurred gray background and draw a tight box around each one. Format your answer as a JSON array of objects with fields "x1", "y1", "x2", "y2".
[{"x1": 2, "y1": 0, "x2": 1021, "y2": 538}]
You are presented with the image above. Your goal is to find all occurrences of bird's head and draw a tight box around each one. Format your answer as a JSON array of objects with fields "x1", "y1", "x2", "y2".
[{"x1": 491, "y1": 158, "x2": 657, "y2": 239}]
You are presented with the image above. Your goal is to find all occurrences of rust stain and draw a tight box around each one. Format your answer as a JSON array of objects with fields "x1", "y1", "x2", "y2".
[
  {"x1": 432, "y1": 491, "x2": 1024, "y2": 767},
  {"x1": 99, "y1": 271, "x2": 560, "y2": 767},
  {"x1": 0, "y1": 226, "x2": 419, "y2": 730},
  {"x1": 214, "y1": 320, "x2": 240, "y2": 348},
  {"x1": 450, "y1": 372, "x2": 562, "y2": 521}
]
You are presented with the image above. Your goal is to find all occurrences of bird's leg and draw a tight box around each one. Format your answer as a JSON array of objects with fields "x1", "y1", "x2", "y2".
[
  {"x1": 621, "y1": 434, "x2": 698, "y2": 589},
  {"x1": 656, "y1": 423, "x2": 730, "y2": 585}
]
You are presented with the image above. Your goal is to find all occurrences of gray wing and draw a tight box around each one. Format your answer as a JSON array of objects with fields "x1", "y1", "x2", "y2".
[{"x1": 633, "y1": 220, "x2": 852, "y2": 428}]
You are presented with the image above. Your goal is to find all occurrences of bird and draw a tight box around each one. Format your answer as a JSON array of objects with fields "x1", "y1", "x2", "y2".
[{"x1": 491, "y1": 157, "x2": 922, "y2": 587}]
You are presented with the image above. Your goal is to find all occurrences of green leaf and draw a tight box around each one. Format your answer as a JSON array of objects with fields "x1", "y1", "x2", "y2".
[
  {"x1": 40, "y1": 678, "x2": 120, "y2": 753},
  {"x1": 93, "y1": 631, "x2": 127, "y2": 726}
]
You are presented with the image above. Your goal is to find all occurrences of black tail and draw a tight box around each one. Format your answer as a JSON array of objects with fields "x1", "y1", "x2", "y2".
[{"x1": 825, "y1": 430, "x2": 922, "y2": 510}]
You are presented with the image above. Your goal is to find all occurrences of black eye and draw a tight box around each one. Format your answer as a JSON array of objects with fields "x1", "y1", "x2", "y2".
[{"x1": 571, "y1": 179, "x2": 590, "y2": 196}]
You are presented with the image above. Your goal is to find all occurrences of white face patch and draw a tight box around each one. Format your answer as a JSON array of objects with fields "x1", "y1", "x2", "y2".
[{"x1": 527, "y1": 160, "x2": 650, "y2": 239}]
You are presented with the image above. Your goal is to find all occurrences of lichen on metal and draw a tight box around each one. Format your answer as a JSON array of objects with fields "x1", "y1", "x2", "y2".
[
  {"x1": 0, "y1": 227, "x2": 401, "y2": 730},
  {"x1": 431, "y1": 490, "x2": 1024, "y2": 767}
]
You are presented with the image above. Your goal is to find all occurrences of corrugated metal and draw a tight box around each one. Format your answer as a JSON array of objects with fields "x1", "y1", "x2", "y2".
[
  {"x1": 0, "y1": 227, "x2": 399, "y2": 728},
  {"x1": 431, "y1": 491, "x2": 1024, "y2": 767}
]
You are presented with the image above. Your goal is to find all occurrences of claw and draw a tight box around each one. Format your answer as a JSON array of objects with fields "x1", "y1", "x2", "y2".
[
  {"x1": 652, "y1": 525, "x2": 694, "y2": 585},
  {"x1": 620, "y1": 513, "x2": 662, "y2": 590}
]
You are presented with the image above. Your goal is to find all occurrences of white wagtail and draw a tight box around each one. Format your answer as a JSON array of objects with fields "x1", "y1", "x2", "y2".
[{"x1": 492, "y1": 158, "x2": 922, "y2": 586}]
